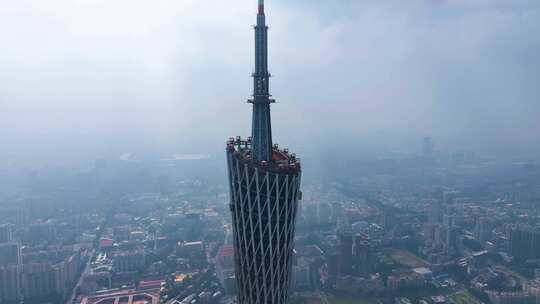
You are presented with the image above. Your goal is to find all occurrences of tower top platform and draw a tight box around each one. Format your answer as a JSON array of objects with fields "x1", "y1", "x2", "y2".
[{"x1": 226, "y1": 136, "x2": 301, "y2": 174}]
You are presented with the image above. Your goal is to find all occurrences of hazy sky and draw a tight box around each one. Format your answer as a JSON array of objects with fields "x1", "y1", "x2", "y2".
[{"x1": 1, "y1": 0, "x2": 539, "y2": 165}]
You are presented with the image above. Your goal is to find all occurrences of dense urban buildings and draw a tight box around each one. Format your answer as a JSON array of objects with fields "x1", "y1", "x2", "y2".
[
  {"x1": 2, "y1": 137, "x2": 540, "y2": 304},
  {"x1": 0, "y1": 2, "x2": 539, "y2": 304},
  {"x1": 0, "y1": 231, "x2": 21, "y2": 304},
  {"x1": 226, "y1": 1, "x2": 302, "y2": 303}
]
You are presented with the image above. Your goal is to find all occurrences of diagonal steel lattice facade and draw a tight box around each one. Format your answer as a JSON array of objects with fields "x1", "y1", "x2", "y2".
[{"x1": 227, "y1": 151, "x2": 301, "y2": 304}]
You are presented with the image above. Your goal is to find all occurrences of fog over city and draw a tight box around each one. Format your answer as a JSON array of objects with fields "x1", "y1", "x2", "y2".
[
  {"x1": 1, "y1": 0, "x2": 539, "y2": 166},
  {"x1": 2, "y1": 2, "x2": 540, "y2": 304}
]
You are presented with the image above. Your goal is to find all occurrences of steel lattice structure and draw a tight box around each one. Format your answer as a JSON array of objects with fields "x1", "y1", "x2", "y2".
[
  {"x1": 227, "y1": 142, "x2": 301, "y2": 304},
  {"x1": 225, "y1": 1, "x2": 302, "y2": 303}
]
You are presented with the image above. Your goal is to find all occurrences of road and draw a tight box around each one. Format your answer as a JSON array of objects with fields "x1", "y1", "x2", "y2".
[{"x1": 66, "y1": 250, "x2": 95, "y2": 304}]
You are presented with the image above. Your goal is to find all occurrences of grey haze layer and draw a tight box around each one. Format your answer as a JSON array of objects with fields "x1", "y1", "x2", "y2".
[{"x1": 1, "y1": 0, "x2": 539, "y2": 165}]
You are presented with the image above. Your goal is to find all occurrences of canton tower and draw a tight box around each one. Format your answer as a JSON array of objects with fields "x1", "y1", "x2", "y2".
[{"x1": 226, "y1": 0, "x2": 302, "y2": 303}]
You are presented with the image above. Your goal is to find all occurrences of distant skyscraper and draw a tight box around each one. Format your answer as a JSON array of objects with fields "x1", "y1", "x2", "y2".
[
  {"x1": 428, "y1": 199, "x2": 442, "y2": 225},
  {"x1": 0, "y1": 264, "x2": 21, "y2": 302},
  {"x1": 326, "y1": 251, "x2": 340, "y2": 277},
  {"x1": 0, "y1": 243, "x2": 21, "y2": 267},
  {"x1": 22, "y1": 263, "x2": 56, "y2": 299},
  {"x1": 0, "y1": 224, "x2": 12, "y2": 243},
  {"x1": 0, "y1": 242, "x2": 21, "y2": 303},
  {"x1": 226, "y1": 1, "x2": 302, "y2": 303},
  {"x1": 28, "y1": 222, "x2": 56, "y2": 245},
  {"x1": 423, "y1": 136, "x2": 434, "y2": 157},
  {"x1": 354, "y1": 236, "x2": 371, "y2": 277},
  {"x1": 475, "y1": 217, "x2": 493, "y2": 245},
  {"x1": 443, "y1": 214, "x2": 455, "y2": 252},
  {"x1": 338, "y1": 232, "x2": 353, "y2": 276},
  {"x1": 510, "y1": 226, "x2": 540, "y2": 261}
]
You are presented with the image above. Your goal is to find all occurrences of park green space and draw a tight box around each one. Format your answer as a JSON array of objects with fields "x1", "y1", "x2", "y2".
[{"x1": 450, "y1": 292, "x2": 482, "y2": 304}]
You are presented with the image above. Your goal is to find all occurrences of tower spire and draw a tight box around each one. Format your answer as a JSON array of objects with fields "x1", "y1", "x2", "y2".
[
  {"x1": 258, "y1": 0, "x2": 264, "y2": 14},
  {"x1": 250, "y1": 0, "x2": 274, "y2": 162}
]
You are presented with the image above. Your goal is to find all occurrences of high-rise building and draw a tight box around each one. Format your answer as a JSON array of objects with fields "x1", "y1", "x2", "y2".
[
  {"x1": 475, "y1": 217, "x2": 493, "y2": 245},
  {"x1": 112, "y1": 250, "x2": 146, "y2": 273},
  {"x1": 428, "y1": 199, "x2": 442, "y2": 225},
  {"x1": 0, "y1": 264, "x2": 22, "y2": 302},
  {"x1": 22, "y1": 263, "x2": 56, "y2": 299},
  {"x1": 0, "y1": 243, "x2": 21, "y2": 267},
  {"x1": 354, "y1": 236, "x2": 371, "y2": 277},
  {"x1": 338, "y1": 232, "x2": 353, "y2": 276},
  {"x1": 443, "y1": 214, "x2": 455, "y2": 252},
  {"x1": 0, "y1": 241, "x2": 21, "y2": 302},
  {"x1": 422, "y1": 137, "x2": 434, "y2": 157},
  {"x1": 226, "y1": 1, "x2": 302, "y2": 303},
  {"x1": 510, "y1": 226, "x2": 540, "y2": 261},
  {"x1": 27, "y1": 222, "x2": 56, "y2": 245},
  {"x1": 326, "y1": 251, "x2": 340, "y2": 277},
  {"x1": 215, "y1": 245, "x2": 236, "y2": 295},
  {"x1": 292, "y1": 258, "x2": 311, "y2": 290},
  {"x1": 317, "y1": 202, "x2": 332, "y2": 226},
  {"x1": 0, "y1": 224, "x2": 12, "y2": 243},
  {"x1": 20, "y1": 253, "x2": 81, "y2": 301}
]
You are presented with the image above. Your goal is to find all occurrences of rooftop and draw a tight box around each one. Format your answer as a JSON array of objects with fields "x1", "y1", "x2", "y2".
[
  {"x1": 226, "y1": 136, "x2": 301, "y2": 174},
  {"x1": 80, "y1": 289, "x2": 159, "y2": 304}
]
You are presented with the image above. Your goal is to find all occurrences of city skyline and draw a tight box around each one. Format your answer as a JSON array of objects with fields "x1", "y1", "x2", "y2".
[{"x1": 1, "y1": 1, "x2": 540, "y2": 304}]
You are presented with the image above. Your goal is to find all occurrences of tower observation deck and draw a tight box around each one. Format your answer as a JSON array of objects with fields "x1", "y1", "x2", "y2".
[{"x1": 226, "y1": 1, "x2": 302, "y2": 303}]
